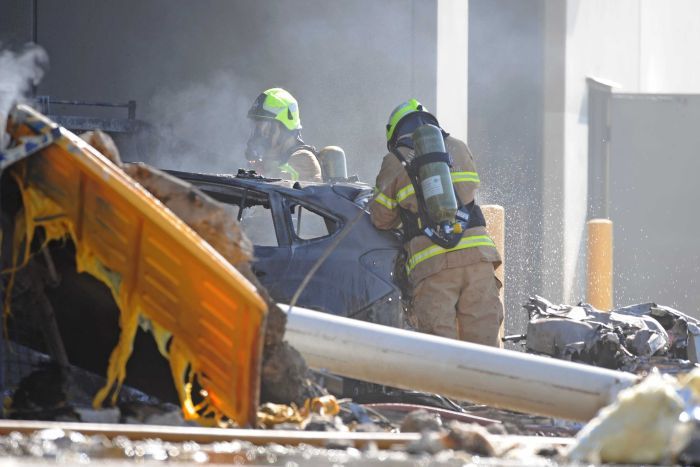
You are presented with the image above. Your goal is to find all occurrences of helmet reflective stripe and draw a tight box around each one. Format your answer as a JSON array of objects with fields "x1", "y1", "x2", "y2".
[
  {"x1": 405, "y1": 235, "x2": 496, "y2": 274},
  {"x1": 248, "y1": 88, "x2": 302, "y2": 131},
  {"x1": 386, "y1": 99, "x2": 425, "y2": 142}
]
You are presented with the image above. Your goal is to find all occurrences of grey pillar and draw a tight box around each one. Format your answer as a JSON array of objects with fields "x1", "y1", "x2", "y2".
[{"x1": 586, "y1": 77, "x2": 616, "y2": 220}]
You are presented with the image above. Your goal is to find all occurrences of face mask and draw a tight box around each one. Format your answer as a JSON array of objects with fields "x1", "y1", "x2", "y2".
[{"x1": 245, "y1": 120, "x2": 274, "y2": 162}]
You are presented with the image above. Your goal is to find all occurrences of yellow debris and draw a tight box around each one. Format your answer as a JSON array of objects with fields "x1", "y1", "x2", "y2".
[
  {"x1": 567, "y1": 370, "x2": 686, "y2": 464},
  {"x1": 304, "y1": 394, "x2": 340, "y2": 417},
  {"x1": 5, "y1": 106, "x2": 267, "y2": 427},
  {"x1": 256, "y1": 396, "x2": 340, "y2": 429}
]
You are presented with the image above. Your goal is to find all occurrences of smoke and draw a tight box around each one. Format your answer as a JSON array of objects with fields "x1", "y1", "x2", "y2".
[
  {"x1": 141, "y1": 71, "x2": 254, "y2": 172},
  {"x1": 0, "y1": 44, "x2": 48, "y2": 149},
  {"x1": 130, "y1": 0, "x2": 415, "y2": 180},
  {"x1": 11, "y1": 1, "x2": 429, "y2": 181}
]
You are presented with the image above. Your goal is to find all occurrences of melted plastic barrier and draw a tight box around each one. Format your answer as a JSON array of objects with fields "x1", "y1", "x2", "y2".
[{"x1": 4, "y1": 105, "x2": 267, "y2": 426}]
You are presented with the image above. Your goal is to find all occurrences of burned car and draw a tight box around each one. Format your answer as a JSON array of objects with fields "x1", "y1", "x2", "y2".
[{"x1": 168, "y1": 170, "x2": 406, "y2": 328}]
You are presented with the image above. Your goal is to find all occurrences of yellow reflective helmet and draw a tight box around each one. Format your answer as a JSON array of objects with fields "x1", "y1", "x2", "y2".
[
  {"x1": 385, "y1": 98, "x2": 440, "y2": 148},
  {"x1": 247, "y1": 88, "x2": 302, "y2": 131}
]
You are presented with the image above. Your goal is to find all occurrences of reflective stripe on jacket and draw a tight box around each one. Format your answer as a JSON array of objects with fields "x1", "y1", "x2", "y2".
[
  {"x1": 405, "y1": 234, "x2": 497, "y2": 274},
  {"x1": 369, "y1": 135, "x2": 500, "y2": 285},
  {"x1": 377, "y1": 170, "x2": 481, "y2": 208}
]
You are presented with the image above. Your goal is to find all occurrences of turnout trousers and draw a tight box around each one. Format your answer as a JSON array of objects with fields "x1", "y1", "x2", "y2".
[{"x1": 410, "y1": 261, "x2": 504, "y2": 347}]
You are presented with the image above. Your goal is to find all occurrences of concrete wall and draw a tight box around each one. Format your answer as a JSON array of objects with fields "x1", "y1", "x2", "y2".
[
  {"x1": 0, "y1": 2, "x2": 31, "y2": 47},
  {"x1": 437, "y1": 0, "x2": 468, "y2": 142},
  {"x1": 639, "y1": 0, "x2": 700, "y2": 92},
  {"x1": 610, "y1": 95, "x2": 700, "y2": 315},
  {"x1": 469, "y1": 0, "x2": 545, "y2": 332},
  {"x1": 543, "y1": 0, "x2": 700, "y2": 304},
  {"x1": 1, "y1": 0, "x2": 438, "y2": 181}
]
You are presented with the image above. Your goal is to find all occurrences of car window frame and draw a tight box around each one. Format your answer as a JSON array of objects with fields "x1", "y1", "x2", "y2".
[
  {"x1": 281, "y1": 195, "x2": 342, "y2": 244},
  {"x1": 186, "y1": 180, "x2": 292, "y2": 247}
]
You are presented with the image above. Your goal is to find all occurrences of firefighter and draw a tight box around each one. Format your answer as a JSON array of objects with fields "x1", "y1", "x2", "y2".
[
  {"x1": 246, "y1": 88, "x2": 322, "y2": 182},
  {"x1": 370, "y1": 99, "x2": 504, "y2": 347}
]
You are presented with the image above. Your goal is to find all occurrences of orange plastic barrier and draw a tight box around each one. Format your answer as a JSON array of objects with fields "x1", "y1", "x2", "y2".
[{"x1": 6, "y1": 105, "x2": 267, "y2": 426}]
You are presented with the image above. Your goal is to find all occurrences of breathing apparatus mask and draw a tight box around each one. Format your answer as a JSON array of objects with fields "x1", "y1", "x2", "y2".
[
  {"x1": 245, "y1": 119, "x2": 278, "y2": 163},
  {"x1": 246, "y1": 119, "x2": 301, "y2": 173}
]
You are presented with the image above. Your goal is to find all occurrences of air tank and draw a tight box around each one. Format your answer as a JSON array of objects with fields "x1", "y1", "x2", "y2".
[
  {"x1": 317, "y1": 146, "x2": 348, "y2": 181},
  {"x1": 412, "y1": 124, "x2": 458, "y2": 225}
]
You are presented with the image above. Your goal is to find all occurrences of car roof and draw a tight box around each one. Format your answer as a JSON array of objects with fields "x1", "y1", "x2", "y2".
[{"x1": 166, "y1": 170, "x2": 372, "y2": 204}]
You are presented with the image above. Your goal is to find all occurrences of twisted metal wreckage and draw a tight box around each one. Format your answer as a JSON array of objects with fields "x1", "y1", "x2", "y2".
[{"x1": 519, "y1": 296, "x2": 700, "y2": 374}]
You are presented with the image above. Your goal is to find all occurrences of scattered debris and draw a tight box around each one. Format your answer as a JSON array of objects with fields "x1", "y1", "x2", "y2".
[
  {"x1": 0, "y1": 418, "x2": 577, "y2": 465},
  {"x1": 442, "y1": 421, "x2": 496, "y2": 457},
  {"x1": 256, "y1": 395, "x2": 341, "y2": 430},
  {"x1": 566, "y1": 368, "x2": 700, "y2": 464},
  {"x1": 5, "y1": 349, "x2": 193, "y2": 427},
  {"x1": 521, "y1": 296, "x2": 700, "y2": 374},
  {"x1": 460, "y1": 405, "x2": 582, "y2": 438},
  {"x1": 400, "y1": 409, "x2": 443, "y2": 433}
]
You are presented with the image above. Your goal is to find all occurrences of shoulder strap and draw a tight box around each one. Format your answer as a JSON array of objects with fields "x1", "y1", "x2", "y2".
[{"x1": 390, "y1": 147, "x2": 463, "y2": 249}]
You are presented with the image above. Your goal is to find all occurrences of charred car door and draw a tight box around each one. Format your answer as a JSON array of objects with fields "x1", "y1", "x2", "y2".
[
  {"x1": 273, "y1": 190, "x2": 404, "y2": 326},
  {"x1": 239, "y1": 190, "x2": 294, "y2": 296}
]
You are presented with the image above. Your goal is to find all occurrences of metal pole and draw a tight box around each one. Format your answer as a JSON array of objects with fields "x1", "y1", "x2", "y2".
[{"x1": 282, "y1": 304, "x2": 637, "y2": 422}]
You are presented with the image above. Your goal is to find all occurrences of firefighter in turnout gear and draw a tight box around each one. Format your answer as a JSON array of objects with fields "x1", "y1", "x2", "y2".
[
  {"x1": 246, "y1": 88, "x2": 322, "y2": 182},
  {"x1": 370, "y1": 99, "x2": 504, "y2": 347}
]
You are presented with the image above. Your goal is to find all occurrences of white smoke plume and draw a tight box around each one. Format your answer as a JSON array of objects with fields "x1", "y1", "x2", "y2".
[
  {"x1": 0, "y1": 44, "x2": 48, "y2": 149},
  {"x1": 142, "y1": 71, "x2": 253, "y2": 172}
]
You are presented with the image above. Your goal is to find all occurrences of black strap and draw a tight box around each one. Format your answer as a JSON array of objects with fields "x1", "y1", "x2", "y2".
[
  {"x1": 411, "y1": 151, "x2": 452, "y2": 170},
  {"x1": 390, "y1": 147, "x2": 488, "y2": 249},
  {"x1": 399, "y1": 209, "x2": 422, "y2": 242},
  {"x1": 390, "y1": 148, "x2": 465, "y2": 248},
  {"x1": 402, "y1": 202, "x2": 486, "y2": 243},
  {"x1": 456, "y1": 202, "x2": 486, "y2": 229}
]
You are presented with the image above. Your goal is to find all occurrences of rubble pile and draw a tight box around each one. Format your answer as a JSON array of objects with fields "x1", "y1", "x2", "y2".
[
  {"x1": 1, "y1": 354, "x2": 573, "y2": 464},
  {"x1": 5, "y1": 357, "x2": 188, "y2": 426},
  {"x1": 522, "y1": 296, "x2": 700, "y2": 374}
]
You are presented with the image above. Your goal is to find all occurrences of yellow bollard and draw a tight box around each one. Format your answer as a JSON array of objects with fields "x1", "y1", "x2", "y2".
[
  {"x1": 586, "y1": 219, "x2": 613, "y2": 311},
  {"x1": 482, "y1": 205, "x2": 505, "y2": 345}
]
